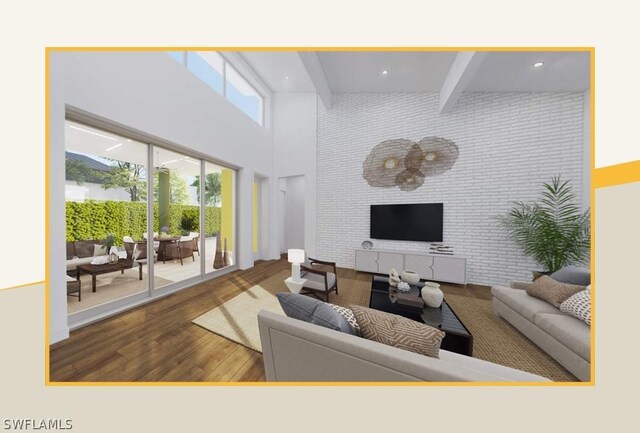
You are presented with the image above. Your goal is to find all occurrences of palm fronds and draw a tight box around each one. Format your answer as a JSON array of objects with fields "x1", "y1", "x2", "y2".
[{"x1": 496, "y1": 176, "x2": 590, "y2": 273}]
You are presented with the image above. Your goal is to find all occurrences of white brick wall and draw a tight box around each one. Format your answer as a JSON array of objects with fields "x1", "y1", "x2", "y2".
[{"x1": 317, "y1": 92, "x2": 586, "y2": 286}]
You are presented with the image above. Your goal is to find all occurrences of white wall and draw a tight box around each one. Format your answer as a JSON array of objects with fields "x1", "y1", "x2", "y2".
[
  {"x1": 49, "y1": 51, "x2": 276, "y2": 343},
  {"x1": 271, "y1": 93, "x2": 317, "y2": 258},
  {"x1": 317, "y1": 92, "x2": 588, "y2": 286},
  {"x1": 283, "y1": 176, "x2": 306, "y2": 250}
]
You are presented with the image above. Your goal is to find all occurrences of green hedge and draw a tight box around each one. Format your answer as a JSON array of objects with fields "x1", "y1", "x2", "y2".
[{"x1": 66, "y1": 200, "x2": 221, "y2": 244}]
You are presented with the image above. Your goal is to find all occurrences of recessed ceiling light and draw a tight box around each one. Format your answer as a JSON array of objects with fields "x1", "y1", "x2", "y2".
[
  {"x1": 284, "y1": 75, "x2": 290, "y2": 80},
  {"x1": 381, "y1": 69, "x2": 389, "y2": 76},
  {"x1": 533, "y1": 62, "x2": 544, "y2": 68}
]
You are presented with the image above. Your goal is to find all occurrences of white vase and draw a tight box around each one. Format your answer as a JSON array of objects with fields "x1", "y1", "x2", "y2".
[
  {"x1": 421, "y1": 282, "x2": 444, "y2": 308},
  {"x1": 401, "y1": 270, "x2": 420, "y2": 285}
]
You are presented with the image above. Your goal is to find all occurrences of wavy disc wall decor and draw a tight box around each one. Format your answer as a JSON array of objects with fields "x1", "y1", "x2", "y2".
[{"x1": 362, "y1": 136, "x2": 459, "y2": 192}]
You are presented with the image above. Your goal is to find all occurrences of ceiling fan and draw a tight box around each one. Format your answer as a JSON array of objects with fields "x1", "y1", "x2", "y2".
[{"x1": 153, "y1": 151, "x2": 170, "y2": 174}]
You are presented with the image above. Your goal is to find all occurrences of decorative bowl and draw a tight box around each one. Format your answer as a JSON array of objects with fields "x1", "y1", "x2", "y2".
[
  {"x1": 361, "y1": 240, "x2": 373, "y2": 250},
  {"x1": 401, "y1": 270, "x2": 420, "y2": 285}
]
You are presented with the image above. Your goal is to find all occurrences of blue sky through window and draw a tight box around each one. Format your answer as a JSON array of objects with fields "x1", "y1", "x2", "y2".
[
  {"x1": 187, "y1": 52, "x2": 223, "y2": 94},
  {"x1": 165, "y1": 51, "x2": 263, "y2": 125},
  {"x1": 226, "y1": 83, "x2": 261, "y2": 124},
  {"x1": 166, "y1": 51, "x2": 184, "y2": 65}
]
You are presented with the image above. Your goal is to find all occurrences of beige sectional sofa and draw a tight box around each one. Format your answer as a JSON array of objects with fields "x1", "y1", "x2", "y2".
[
  {"x1": 492, "y1": 282, "x2": 590, "y2": 381},
  {"x1": 258, "y1": 310, "x2": 549, "y2": 382}
]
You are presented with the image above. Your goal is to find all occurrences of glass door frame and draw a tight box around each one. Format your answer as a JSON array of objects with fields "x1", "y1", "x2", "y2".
[{"x1": 65, "y1": 111, "x2": 240, "y2": 328}]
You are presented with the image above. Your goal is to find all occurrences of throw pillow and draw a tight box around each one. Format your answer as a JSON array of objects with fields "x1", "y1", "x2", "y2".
[
  {"x1": 276, "y1": 292, "x2": 357, "y2": 335},
  {"x1": 93, "y1": 244, "x2": 107, "y2": 257},
  {"x1": 329, "y1": 304, "x2": 360, "y2": 334},
  {"x1": 526, "y1": 275, "x2": 585, "y2": 307},
  {"x1": 559, "y1": 287, "x2": 591, "y2": 325},
  {"x1": 550, "y1": 265, "x2": 591, "y2": 286},
  {"x1": 350, "y1": 305, "x2": 445, "y2": 359}
]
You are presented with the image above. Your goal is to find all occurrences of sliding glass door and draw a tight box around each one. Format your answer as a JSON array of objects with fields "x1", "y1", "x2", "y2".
[
  {"x1": 64, "y1": 121, "x2": 149, "y2": 313},
  {"x1": 152, "y1": 148, "x2": 202, "y2": 289},
  {"x1": 64, "y1": 119, "x2": 237, "y2": 320}
]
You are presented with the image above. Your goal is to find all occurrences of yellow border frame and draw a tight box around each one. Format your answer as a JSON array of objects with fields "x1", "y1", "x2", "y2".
[{"x1": 39, "y1": 46, "x2": 614, "y2": 387}]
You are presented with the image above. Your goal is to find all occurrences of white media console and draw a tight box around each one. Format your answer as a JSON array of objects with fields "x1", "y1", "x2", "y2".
[{"x1": 355, "y1": 248, "x2": 467, "y2": 285}]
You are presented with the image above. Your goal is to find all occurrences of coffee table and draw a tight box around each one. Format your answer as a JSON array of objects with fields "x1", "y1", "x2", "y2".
[
  {"x1": 369, "y1": 276, "x2": 473, "y2": 356},
  {"x1": 76, "y1": 259, "x2": 144, "y2": 292}
]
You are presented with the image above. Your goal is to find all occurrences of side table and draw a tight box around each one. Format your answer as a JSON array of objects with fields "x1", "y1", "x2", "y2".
[{"x1": 284, "y1": 277, "x2": 308, "y2": 294}]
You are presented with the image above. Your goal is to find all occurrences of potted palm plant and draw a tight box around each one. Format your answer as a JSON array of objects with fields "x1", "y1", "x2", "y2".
[{"x1": 496, "y1": 176, "x2": 590, "y2": 278}]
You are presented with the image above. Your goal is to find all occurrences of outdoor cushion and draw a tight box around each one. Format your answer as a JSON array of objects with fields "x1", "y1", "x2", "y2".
[
  {"x1": 93, "y1": 244, "x2": 108, "y2": 257},
  {"x1": 74, "y1": 241, "x2": 97, "y2": 258},
  {"x1": 65, "y1": 256, "x2": 94, "y2": 271},
  {"x1": 534, "y1": 313, "x2": 591, "y2": 361},
  {"x1": 492, "y1": 286, "x2": 562, "y2": 322},
  {"x1": 301, "y1": 272, "x2": 336, "y2": 291},
  {"x1": 550, "y1": 265, "x2": 591, "y2": 286},
  {"x1": 276, "y1": 292, "x2": 356, "y2": 335}
]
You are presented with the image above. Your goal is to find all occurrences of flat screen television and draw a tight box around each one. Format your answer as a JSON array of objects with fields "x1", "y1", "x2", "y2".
[{"x1": 370, "y1": 203, "x2": 443, "y2": 242}]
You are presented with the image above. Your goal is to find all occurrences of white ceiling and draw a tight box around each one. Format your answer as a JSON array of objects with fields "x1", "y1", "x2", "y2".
[
  {"x1": 65, "y1": 121, "x2": 223, "y2": 177},
  {"x1": 240, "y1": 50, "x2": 590, "y2": 94},
  {"x1": 240, "y1": 51, "x2": 315, "y2": 92},
  {"x1": 467, "y1": 52, "x2": 591, "y2": 91},
  {"x1": 317, "y1": 52, "x2": 458, "y2": 92}
]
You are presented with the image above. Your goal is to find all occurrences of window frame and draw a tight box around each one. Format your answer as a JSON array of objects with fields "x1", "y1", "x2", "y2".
[{"x1": 167, "y1": 50, "x2": 266, "y2": 126}]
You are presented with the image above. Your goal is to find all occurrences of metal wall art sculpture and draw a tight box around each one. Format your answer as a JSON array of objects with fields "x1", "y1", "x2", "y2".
[{"x1": 362, "y1": 136, "x2": 459, "y2": 192}]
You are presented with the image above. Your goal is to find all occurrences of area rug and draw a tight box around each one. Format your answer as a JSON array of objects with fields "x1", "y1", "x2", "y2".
[
  {"x1": 68, "y1": 269, "x2": 172, "y2": 314},
  {"x1": 444, "y1": 293, "x2": 577, "y2": 381},
  {"x1": 192, "y1": 270, "x2": 575, "y2": 381},
  {"x1": 192, "y1": 269, "x2": 371, "y2": 352}
]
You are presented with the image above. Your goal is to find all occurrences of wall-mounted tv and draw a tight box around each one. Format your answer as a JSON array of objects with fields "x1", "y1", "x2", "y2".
[{"x1": 370, "y1": 203, "x2": 443, "y2": 242}]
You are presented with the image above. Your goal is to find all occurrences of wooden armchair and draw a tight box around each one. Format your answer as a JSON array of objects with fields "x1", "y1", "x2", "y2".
[{"x1": 300, "y1": 258, "x2": 339, "y2": 302}]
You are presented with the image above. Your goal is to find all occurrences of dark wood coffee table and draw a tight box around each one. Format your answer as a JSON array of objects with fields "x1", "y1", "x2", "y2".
[
  {"x1": 369, "y1": 276, "x2": 473, "y2": 356},
  {"x1": 76, "y1": 259, "x2": 143, "y2": 292}
]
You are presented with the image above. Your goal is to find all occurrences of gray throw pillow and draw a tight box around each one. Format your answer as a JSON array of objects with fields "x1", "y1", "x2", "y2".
[
  {"x1": 276, "y1": 292, "x2": 357, "y2": 335},
  {"x1": 550, "y1": 265, "x2": 591, "y2": 286}
]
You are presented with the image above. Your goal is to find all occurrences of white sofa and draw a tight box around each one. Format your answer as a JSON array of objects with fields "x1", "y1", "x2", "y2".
[
  {"x1": 257, "y1": 310, "x2": 549, "y2": 382},
  {"x1": 492, "y1": 282, "x2": 590, "y2": 381}
]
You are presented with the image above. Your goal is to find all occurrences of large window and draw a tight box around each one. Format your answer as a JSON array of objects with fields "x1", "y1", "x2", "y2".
[
  {"x1": 167, "y1": 51, "x2": 265, "y2": 125},
  {"x1": 64, "y1": 120, "x2": 237, "y2": 319},
  {"x1": 65, "y1": 121, "x2": 149, "y2": 314},
  {"x1": 187, "y1": 51, "x2": 224, "y2": 94},
  {"x1": 225, "y1": 62, "x2": 263, "y2": 125}
]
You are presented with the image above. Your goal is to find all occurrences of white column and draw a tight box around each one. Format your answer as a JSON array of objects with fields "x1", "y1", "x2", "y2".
[
  {"x1": 237, "y1": 168, "x2": 255, "y2": 269},
  {"x1": 49, "y1": 53, "x2": 70, "y2": 343}
]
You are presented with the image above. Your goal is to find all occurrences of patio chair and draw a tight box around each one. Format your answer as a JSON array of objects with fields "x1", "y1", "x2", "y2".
[
  {"x1": 142, "y1": 233, "x2": 160, "y2": 252},
  {"x1": 189, "y1": 232, "x2": 200, "y2": 256},
  {"x1": 164, "y1": 239, "x2": 195, "y2": 265}
]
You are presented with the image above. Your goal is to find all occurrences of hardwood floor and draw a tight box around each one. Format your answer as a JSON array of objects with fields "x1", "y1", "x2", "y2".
[{"x1": 49, "y1": 258, "x2": 490, "y2": 382}]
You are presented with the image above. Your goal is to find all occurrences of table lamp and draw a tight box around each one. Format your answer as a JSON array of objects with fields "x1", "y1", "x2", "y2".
[{"x1": 287, "y1": 249, "x2": 305, "y2": 283}]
